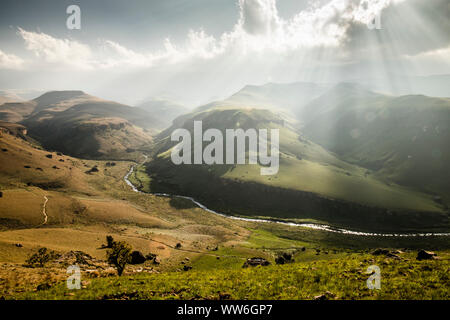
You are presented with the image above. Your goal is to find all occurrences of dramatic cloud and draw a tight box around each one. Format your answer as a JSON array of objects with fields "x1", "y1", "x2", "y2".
[
  {"x1": 15, "y1": 0, "x2": 403, "y2": 70},
  {"x1": 3, "y1": 0, "x2": 449, "y2": 104},
  {"x1": 0, "y1": 49, "x2": 24, "y2": 70},
  {"x1": 18, "y1": 27, "x2": 93, "y2": 69}
]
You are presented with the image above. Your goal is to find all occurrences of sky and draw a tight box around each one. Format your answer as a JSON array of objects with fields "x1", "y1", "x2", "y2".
[{"x1": 0, "y1": 0, "x2": 449, "y2": 106}]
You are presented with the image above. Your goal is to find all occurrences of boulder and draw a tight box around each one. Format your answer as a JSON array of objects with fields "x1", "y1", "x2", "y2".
[
  {"x1": 372, "y1": 248, "x2": 390, "y2": 256},
  {"x1": 36, "y1": 283, "x2": 52, "y2": 291},
  {"x1": 130, "y1": 251, "x2": 146, "y2": 264},
  {"x1": 145, "y1": 253, "x2": 156, "y2": 261},
  {"x1": 416, "y1": 250, "x2": 437, "y2": 261},
  {"x1": 314, "y1": 291, "x2": 336, "y2": 300},
  {"x1": 15, "y1": 243, "x2": 23, "y2": 248},
  {"x1": 0, "y1": 191, "x2": 2, "y2": 198},
  {"x1": 153, "y1": 257, "x2": 161, "y2": 265},
  {"x1": 275, "y1": 256, "x2": 285, "y2": 265},
  {"x1": 242, "y1": 257, "x2": 270, "y2": 268},
  {"x1": 45, "y1": 154, "x2": 53, "y2": 159},
  {"x1": 183, "y1": 265, "x2": 192, "y2": 271}
]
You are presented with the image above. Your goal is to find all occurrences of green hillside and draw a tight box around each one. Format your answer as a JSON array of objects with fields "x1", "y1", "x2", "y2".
[
  {"x1": 17, "y1": 250, "x2": 450, "y2": 300},
  {"x1": 300, "y1": 84, "x2": 450, "y2": 203},
  {"x1": 144, "y1": 105, "x2": 448, "y2": 233},
  {"x1": 137, "y1": 98, "x2": 188, "y2": 128},
  {"x1": 0, "y1": 91, "x2": 161, "y2": 159}
]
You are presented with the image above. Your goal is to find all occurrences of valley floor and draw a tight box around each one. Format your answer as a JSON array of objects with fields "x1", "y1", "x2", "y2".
[{"x1": 0, "y1": 131, "x2": 449, "y2": 300}]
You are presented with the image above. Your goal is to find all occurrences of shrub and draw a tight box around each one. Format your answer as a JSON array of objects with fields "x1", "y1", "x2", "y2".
[
  {"x1": 25, "y1": 248, "x2": 59, "y2": 267},
  {"x1": 106, "y1": 235, "x2": 115, "y2": 248},
  {"x1": 107, "y1": 241, "x2": 132, "y2": 276}
]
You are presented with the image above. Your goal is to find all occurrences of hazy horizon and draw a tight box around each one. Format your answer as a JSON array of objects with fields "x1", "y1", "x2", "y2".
[{"x1": 1, "y1": 0, "x2": 449, "y2": 106}]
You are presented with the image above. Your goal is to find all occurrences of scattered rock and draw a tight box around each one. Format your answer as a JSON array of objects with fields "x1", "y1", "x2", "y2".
[
  {"x1": 52, "y1": 166, "x2": 59, "y2": 169},
  {"x1": 36, "y1": 283, "x2": 52, "y2": 291},
  {"x1": 35, "y1": 168, "x2": 43, "y2": 171},
  {"x1": 372, "y1": 248, "x2": 390, "y2": 256},
  {"x1": 59, "y1": 159, "x2": 65, "y2": 162},
  {"x1": 386, "y1": 252, "x2": 401, "y2": 260},
  {"x1": 15, "y1": 243, "x2": 23, "y2": 248},
  {"x1": 416, "y1": 250, "x2": 437, "y2": 261},
  {"x1": 85, "y1": 270, "x2": 100, "y2": 278},
  {"x1": 56, "y1": 152, "x2": 63, "y2": 156},
  {"x1": 56, "y1": 250, "x2": 97, "y2": 266},
  {"x1": 153, "y1": 257, "x2": 161, "y2": 265},
  {"x1": 130, "y1": 251, "x2": 146, "y2": 264},
  {"x1": 421, "y1": 265, "x2": 433, "y2": 271},
  {"x1": 0, "y1": 191, "x2": 2, "y2": 198},
  {"x1": 45, "y1": 154, "x2": 53, "y2": 159},
  {"x1": 314, "y1": 291, "x2": 336, "y2": 301},
  {"x1": 183, "y1": 265, "x2": 192, "y2": 271},
  {"x1": 275, "y1": 252, "x2": 294, "y2": 265},
  {"x1": 219, "y1": 292, "x2": 232, "y2": 300},
  {"x1": 242, "y1": 257, "x2": 270, "y2": 268},
  {"x1": 145, "y1": 253, "x2": 156, "y2": 261},
  {"x1": 86, "y1": 166, "x2": 99, "y2": 174}
]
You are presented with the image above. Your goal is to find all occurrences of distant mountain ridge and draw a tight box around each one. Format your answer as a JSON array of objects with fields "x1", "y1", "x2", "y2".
[
  {"x1": 299, "y1": 84, "x2": 450, "y2": 201},
  {"x1": 0, "y1": 90, "x2": 161, "y2": 159}
]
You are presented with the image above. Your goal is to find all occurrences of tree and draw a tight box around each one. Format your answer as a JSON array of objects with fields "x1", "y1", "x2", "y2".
[
  {"x1": 107, "y1": 241, "x2": 132, "y2": 276},
  {"x1": 25, "y1": 247, "x2": 58, "y2": 267},
  {"x1": 106, "y1": 235, "x2": 114, "y2": 248}
]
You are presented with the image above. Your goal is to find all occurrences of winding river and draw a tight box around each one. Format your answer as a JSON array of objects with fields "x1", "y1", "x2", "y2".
[{"x1": 124, "y1": 164, "x2": 450, "y2": 238}]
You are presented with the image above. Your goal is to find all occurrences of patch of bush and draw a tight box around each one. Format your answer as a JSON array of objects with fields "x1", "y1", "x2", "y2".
[
  {"x1": 25, "y1": 247, "x2": 59, "y2": 268},
  {"x1": 107, "y1": 241, "x2": 132, "y2": 276},
  {"x1": 106, "y1": 235, "x2": 114, "y2": 248}
]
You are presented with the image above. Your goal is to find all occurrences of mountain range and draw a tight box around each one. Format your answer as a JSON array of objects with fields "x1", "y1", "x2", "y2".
[{"x1": 1, "y1": 81, "x2": 449, "y2": 232}]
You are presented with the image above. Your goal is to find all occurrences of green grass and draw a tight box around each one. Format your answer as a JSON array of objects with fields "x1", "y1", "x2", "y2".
[
  {"x1": 145, "y1": 106, "x2": 448, "y2": 233},
  {"x1": 15, "y1": 251, "x2": 450, "y2": 300},
  {"x1": 243, "y1": 229, "x2": 309, "y2": 250},
  {"x1": 127, "y1": 164, "x2": 151, "y2": 193}
]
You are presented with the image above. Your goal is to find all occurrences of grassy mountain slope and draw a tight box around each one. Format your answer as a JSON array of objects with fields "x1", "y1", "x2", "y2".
[
  {"x1": 226, "y1": 82, "x2": 326, "y2": 112},
  {"x1": 0, "y1": 91, "x2": 162, "y2": 159},
  {"x1": 300, "y1": 84, "x2": 450, "y2": 203},
  {"x1": 145, "y1": 105, "x2": 448, "y2": 232},
  {"x1": 1, "y1": 122, "x2": 449, "y2": 300},
  {"x1": 136, "y1": 99, "x2": 188, "y2": 128},
  {"x1": 0, "y1": 94, "x2": 22, "y2": 105},
  {"x1": 19, "y1": 250, "x2": 450, "y2": 300}
]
